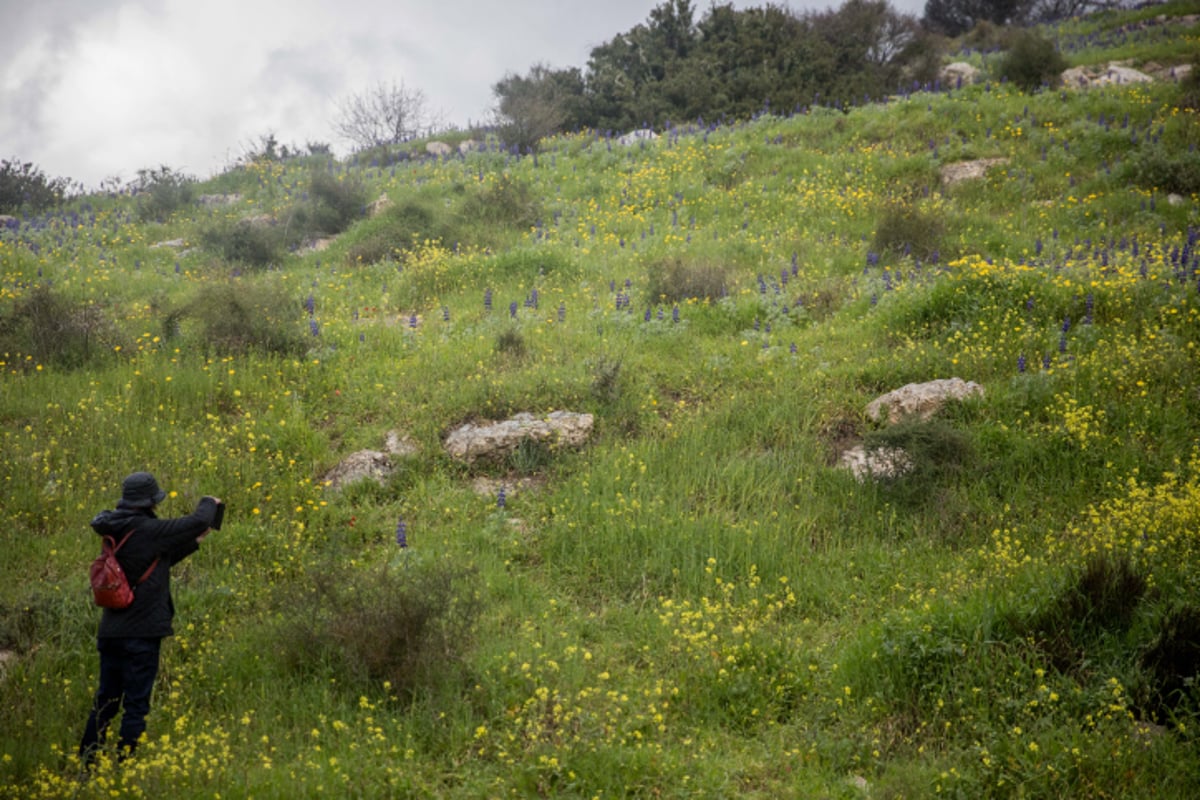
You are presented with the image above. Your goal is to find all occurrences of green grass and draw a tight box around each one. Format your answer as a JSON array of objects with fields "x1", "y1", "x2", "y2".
[{"x1": 2, "y1": 4, "x2": 1200, "y2": 797}]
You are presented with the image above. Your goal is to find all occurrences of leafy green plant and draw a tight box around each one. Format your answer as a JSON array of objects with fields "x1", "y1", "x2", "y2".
[
  {"x1": 168, "y1": 281, "x2": 308, "y2": 356},
  {"x1": 293, "y1": 168, "x2": 368, "y2": 236},
  {"x1": 199, "y1": 217, "x2": 286, "y2": 267},
  {"x1": 1122, "y1": 142, "x2": 1200, "y2": 195},
  {"x1": 344, "y1": 199, "x2": 447, "y2": 265},
  {"x1": 0, "y1": 284, "x2": 125, "y2": 370},
  {"x1": 459, "y1": 174, "x2": 541, "y2": 231},
  {"x1": 132, "y1": 165, "x2": 196, "y2": 222},
  {"x1": 997, "y1": 29, "x2": 1068, "y2": 92},
  {"x1": 0, "y1": 159, "x2": 71, "y2": 214}
]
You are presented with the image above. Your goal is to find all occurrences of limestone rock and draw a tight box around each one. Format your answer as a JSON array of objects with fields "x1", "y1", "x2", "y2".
[
  {"x1": 198, "y1": 193, "x2": 242, "y2": 206},
  {"x1": 369, "y1": 194, "x2": 392, "y2": 217},
  {"x1": 866, "y1": 378, "x2": 984, "y2": 424},
  {"x1": 941, "y1": 158, "x2": 1008, "y2": 185},
  {"x1": 617, "y1": 129, "x2": 658, "y2": 146},
  {"x1": 444, "y1": 411, "x2": 594, "y2": 464},
  {"x1": 839, "y1": 445, "x2": 913, "y2": 481},
  {"x1": 425, "y1": 141, "x2": 453, "y2": 157},
  {"x1": 385, "y1": 430, "x2": 419, "y2": 457},
  {"x1": 940, "y1": 62, "x2": 980, "y2": 86},
  {"x1": 458, "y1": 139, "x2": 481, "y2": 154},
  {"x1": 150, "y1": 238, "x2": 187, "y2": 249},
  {"x1": 1062, "y1": 62, "x2": 1154, "y2": 89},
  {"x1": 323, "y1": 450, "x2": 392, "y2": 490}
]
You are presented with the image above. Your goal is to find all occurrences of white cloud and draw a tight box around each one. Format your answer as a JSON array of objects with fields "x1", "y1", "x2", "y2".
[{"x1": 1, "y1": 0, "x2": 930, "y2": 189}]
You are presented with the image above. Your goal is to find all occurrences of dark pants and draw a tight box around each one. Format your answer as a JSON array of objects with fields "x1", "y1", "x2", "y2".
[{"x1": 78, "y1": 637, "x2": 162, "y2": 763}]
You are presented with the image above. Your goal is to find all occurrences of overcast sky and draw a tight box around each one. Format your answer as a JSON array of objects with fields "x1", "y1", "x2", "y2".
[{"x1": 1, "y1": 0, "x2": 925, "y2": 190}]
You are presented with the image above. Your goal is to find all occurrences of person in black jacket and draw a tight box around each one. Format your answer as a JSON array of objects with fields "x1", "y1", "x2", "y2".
[{"x1": 78, "y1": 471, "x2": 220, "y2": 766}]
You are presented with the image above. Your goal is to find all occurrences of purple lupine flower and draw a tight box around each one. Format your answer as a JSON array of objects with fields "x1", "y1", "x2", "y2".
[
  {"x1": 442, "y1": 306, "x2": 450, "y2": 322},
  {"x1": 1018, "y1": 354, "x2": 1027, "y2": 373},
  {"x1": 484, "y1": 288, "x2": 493, "y2": 311},
  {"x1": 790, "y1": 342, "x2": 798, "y2": 354},
  {"x1": 409, "y1": 314, "x2": 418, "y2": 329},
  {"x1": 672, "y1": 306, "x2": 680, "y2": 323},
  {"x1": 644, "y1": 307, "x2": 652, "y2": 322},
  {"x1": 497, "y1": 485, "x2": 507, "y2": 509},
  {"x1": 395, "y1": 518, "x2": 408, "y2": 548},
  {"x1": 1084, "y1": 294, "x2": 1094, "y2": 324},
  {"x1": 509, "y1": 301, "x2": 518, "y2": 318},
  {"x1": 305, "y1": 293, "x2": 316, "y2": 315},
  {"x1": 1061, "y1": 316, "x2": 1071, "y2": 334},
  {"x1": 1059, "y1": 333, "x2": 1068, "y2": 353},
  {"x1": 1043, "y1": 354, "x2": 1052, "y2": 369},
  {"x1": 309, "y1": 319, "x2": 320, "y2": 337},
  {"x1": 557, "y1": 303, "x2": 566, "y2": 323}
]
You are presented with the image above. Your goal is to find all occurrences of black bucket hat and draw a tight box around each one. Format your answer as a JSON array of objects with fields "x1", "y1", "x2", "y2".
[{"x1": 121, "y1": 472, "x2": 167, "y2": 508}]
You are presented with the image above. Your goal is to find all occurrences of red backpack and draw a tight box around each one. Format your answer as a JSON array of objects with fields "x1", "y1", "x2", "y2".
[{"x1": 90, "y1": 530, "x2": 159, "y2": 609}]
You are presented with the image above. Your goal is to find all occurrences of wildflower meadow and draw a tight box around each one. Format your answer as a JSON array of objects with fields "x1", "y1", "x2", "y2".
[{"x1": 2, "y1": 3, "x2": 1199, "y2": 797}]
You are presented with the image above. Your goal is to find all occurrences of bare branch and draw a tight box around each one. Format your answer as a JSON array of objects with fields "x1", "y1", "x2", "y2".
[{"x1": 332, "y1": 80, "x2": 433, "y2": 151}]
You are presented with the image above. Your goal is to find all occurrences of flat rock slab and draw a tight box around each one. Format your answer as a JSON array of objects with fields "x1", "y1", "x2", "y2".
[
  {"x1": 866, "y1": 378, "x2": 984, "y2": 424},
  {"x1": 445, "y1": 411, "x2": 594, "y2": 464},
  {"x1": 941, "y1": 158, "x2": 1008, "y2": 185}
]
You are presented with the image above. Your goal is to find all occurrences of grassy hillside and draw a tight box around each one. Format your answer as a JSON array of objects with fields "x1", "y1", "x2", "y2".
[{"x1": 2, "y1": 4, "x2": 1199, "y2": 797}]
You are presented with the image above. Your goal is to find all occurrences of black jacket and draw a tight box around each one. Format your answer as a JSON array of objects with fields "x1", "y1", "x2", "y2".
[{"x1": 90, "y1": 497, "x2": 218, "y2": 639}]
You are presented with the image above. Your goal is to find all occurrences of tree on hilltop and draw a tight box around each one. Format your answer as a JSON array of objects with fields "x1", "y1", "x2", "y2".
[{"x1": 333, "y1": 80, "x2": 438, "y2": 151}]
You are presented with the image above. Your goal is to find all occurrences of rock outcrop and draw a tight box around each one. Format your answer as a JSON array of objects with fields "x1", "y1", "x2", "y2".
[{"x1": 444, "y1": 411, "x2": 594, "y2": 464}]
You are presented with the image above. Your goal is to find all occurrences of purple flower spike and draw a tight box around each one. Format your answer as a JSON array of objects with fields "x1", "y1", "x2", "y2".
[
  {"x1": 497, "y1": 486, "x2": 507, "y2": 509},
  {"x1": 395, "y1": 518, "x2": 408, "y2": 548},
  {"x1": 1018, "y1": 354, "x2": 1027, "y2": 373}
]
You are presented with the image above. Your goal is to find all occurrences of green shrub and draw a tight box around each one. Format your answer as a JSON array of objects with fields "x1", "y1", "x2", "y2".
[
  {"x1": 460, "y1": 174, "x2": 541, "y2": 231},
  {"x1": 997, "y1": 30, "x2": 1068, "y2": 92},
  {"x1": 132, "y1": 165, "x2": 196, "y2": 223},
  {"x1": 871, "y1": 202, "x2": 944, "y2": 262},
  {"x1": 0, "y1": 158, "x2": 71, "y2": 214},
  {"x1": 0, "y1": 284, "x2": 125, "y2": 370},
  {"x1": 296, "y1": 168, "x2": 368, "y2": 236},
  {"x1": 200, "y1": 217, "x2": 286, "y2": 267},
  {"x1": 274, "y1": 560, "x2": 481, "y2": 702},
  {"x1": 1122, "y1": 143, "x2": 1200, "y2": 195},
  {"x1": 494, "y1": 328, "x2": 527, "y2": 360},
  {"x1": 645, "y1": 258, "x2": 729, "y2": 303},
  {"x1": 345, "y1": 200, "x2": 445, "y2": 265},
  {"x1": 169, "y1": 281, "x2": 308, "y2": 356}
]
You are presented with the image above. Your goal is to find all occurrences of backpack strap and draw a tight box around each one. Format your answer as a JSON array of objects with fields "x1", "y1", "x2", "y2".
[{"x1": 108, "y1": 529, "x2": 161, "y2": 585}]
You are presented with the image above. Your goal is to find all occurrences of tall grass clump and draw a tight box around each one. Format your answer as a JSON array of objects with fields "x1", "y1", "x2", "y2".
[
  {"x1": 0, "y1": 284, "x2": 125, "y2": 370},
  {"x1": 645, "y1": 258, "x2": 729, "y2": 303},
  {"x1": 871, "y1": 202, "x2": 944, "y2": 262},
  {"x1": 272, "y1": 560, "x2": 481, "y2": 703},
  {"x1": 459, "y1": 173, "x2": 541, "y2": 232},
  {"x1": 165, "y1": 281, "x2": 308, "y2": 356}
]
